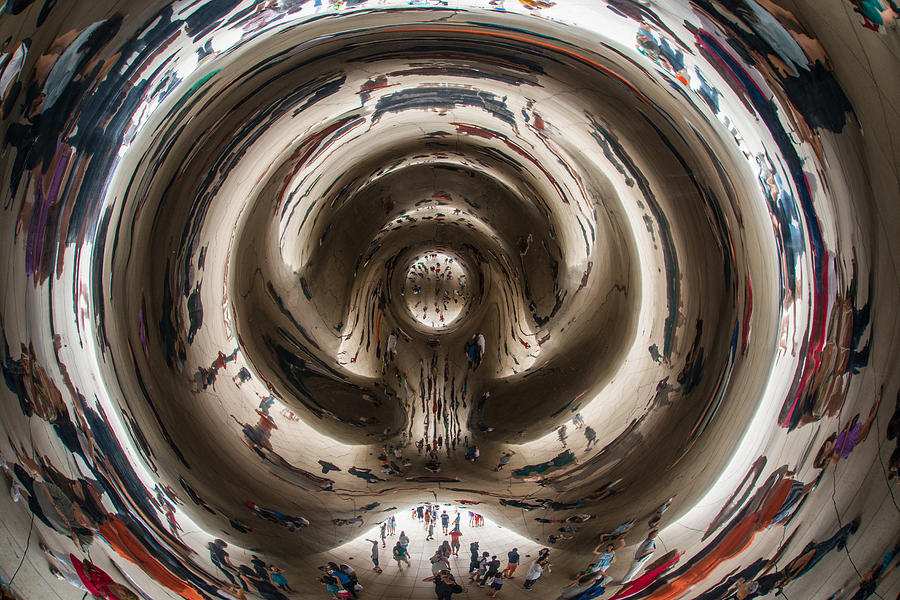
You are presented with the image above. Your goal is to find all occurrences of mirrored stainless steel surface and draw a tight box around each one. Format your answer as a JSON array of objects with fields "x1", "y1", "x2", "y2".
[{"x1": 0, "y1": 0, "x2": 897, "y2": 598}]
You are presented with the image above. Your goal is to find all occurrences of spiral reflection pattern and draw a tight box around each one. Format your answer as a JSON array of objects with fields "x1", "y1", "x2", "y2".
[{"x1": 0, "y1": 1, "x2": 898, "y2": 599}]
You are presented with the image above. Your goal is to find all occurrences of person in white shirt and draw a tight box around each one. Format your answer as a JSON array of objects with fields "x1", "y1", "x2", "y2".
[
  {"x1": 622, "y1": 529, "x2": 658, "y2": 583},
  {"x1": 523, "y1": 558, "x2": 550, "y2": 590}
]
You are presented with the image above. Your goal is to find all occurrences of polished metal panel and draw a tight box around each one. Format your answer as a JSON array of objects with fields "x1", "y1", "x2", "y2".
[{"x1": 0, "y1": 0, "x2": 897, "y2": 598}]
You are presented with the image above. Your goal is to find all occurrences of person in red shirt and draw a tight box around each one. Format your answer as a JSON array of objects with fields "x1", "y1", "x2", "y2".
[{"x1": 449, "y1": 527, "x2": 463, "y2": 555}]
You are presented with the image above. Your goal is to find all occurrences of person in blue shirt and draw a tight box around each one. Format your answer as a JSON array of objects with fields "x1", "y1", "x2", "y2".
[
  {"x1": 330, "y1": 566, "x2": 357, "y2": 599},
  {"x1": 502, "y1": 548, "x2": 519, "y2": 578}
]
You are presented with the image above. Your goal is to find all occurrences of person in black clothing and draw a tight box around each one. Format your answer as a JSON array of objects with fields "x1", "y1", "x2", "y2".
[
  {"x1": 481, "y1": 555, "x2": 502, "y2": 587},
  {"x1": 240, "y1": 565, "x2": 287, "y2": 600},
  {"x1": 425, "y1": 569, "x2": 464, "y2": 600},
  {"x1": 469, "y1": 541, "x2": 481, "y2": 572},
  {"x1": 251, "y1": 555, "x2": 268, "y2": 578},
  {"x1": 208, "y1": 539, "x2": 244, "y2": 589}
]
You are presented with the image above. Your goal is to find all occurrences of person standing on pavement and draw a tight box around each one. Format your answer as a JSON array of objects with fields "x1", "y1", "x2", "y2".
[
  {"x1": 469, "y1": 541, "x2": 481, "y2": 573},
  {"x1": 365, "y1": 538, "x2": 382, "y2": 573}
]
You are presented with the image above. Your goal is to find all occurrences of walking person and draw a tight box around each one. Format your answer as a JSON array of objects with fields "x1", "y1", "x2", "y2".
[
  {"x1": 399, "y1": 530, "x2": 410, "y2": 549},
  {"x1": 523, "y1": 558, "x2": 550, "y2": 590},
  {"x1": 393, "y1": 540, "x2": 411, "y2": 570},
  {"x1": 365, "y1": 538, "x2": 383, "y2": 573},
  {"x1": 584, "y1": 426, "x2": 597, "y2": 450},
  {"x1": 208, "y1": 539, "x2": 245, "y2": 590},
  {"x1": 481, "y1": 555, "x2": 502, "y2": 587},
  {"x1": 622, "y1": 529, "x2": 657, "y2": 583},
  {"x1": 471, "y1": 551, "x2": 490, "y2": 583},
  {"x1": 380, "y1": 521, "x2": 388, "y2": 547},
  {"x1": 439, "y1": 540, "x2": 453, "y2": 565},
  {"x1": 427, "y1": 519, "x2": 436, "y2": 540},
  {"x1": 441, "y1": 510, "x2": 450, "y2": 534},
  {"x1": 502, "y1": 547, "x2": 519, "y2": 578},
  {"x1": 449, "y1": 526, "x2": 463, "y2": 556}
]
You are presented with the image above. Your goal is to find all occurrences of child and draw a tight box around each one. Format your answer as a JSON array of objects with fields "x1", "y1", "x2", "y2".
[
  {"x1": 487, "y1": 572, "x2": 504, "y2": 598},
  {"x1": 269, "y1": 564, "x2": 292, "y2": 591}
]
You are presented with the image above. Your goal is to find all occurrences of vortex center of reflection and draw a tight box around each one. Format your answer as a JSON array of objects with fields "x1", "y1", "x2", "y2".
[{"x1": 403, "y1": 251, "x2": 470, "y2": 329}]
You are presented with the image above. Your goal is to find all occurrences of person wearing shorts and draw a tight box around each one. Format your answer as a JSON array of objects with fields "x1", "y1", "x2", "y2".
[
  {"x1": 393, "y1": 541, "x2": 410, "y2": 569},
  {"x1": 366, "y1": 539, "x2": 382, "y2": 572},
  {"x1": 487, "y1": 573, "x2": 503, "y2": 598},
  {"x1": 449, "y1": 528, "x2": 462, "y2": 556},
  {"x1": 502, "y1": 548, "x2": 519, "y2": 578}
]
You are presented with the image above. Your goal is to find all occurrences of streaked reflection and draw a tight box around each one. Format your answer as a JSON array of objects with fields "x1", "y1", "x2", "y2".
[{"x1": 0, "y1": 0, "x2": 896, "y2": 599}]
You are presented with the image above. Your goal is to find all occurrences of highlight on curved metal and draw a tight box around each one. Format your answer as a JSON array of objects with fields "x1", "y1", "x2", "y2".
[{"x1": 0, "y1": 0, "x2": 897, "y2": 598}]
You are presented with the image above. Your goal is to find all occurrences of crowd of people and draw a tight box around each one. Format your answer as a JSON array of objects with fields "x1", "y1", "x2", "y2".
[
  {"x1": 208, "y1": 539, "x2": 294, "y2": 600},
  {"x1": 344, "y1": 503, "x2": 557, "y2": 599}
]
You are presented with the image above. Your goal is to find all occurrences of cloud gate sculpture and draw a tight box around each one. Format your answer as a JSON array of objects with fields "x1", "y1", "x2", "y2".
[{"x1": 0, "y1": 0, "x2": 898, "y2": 599}]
